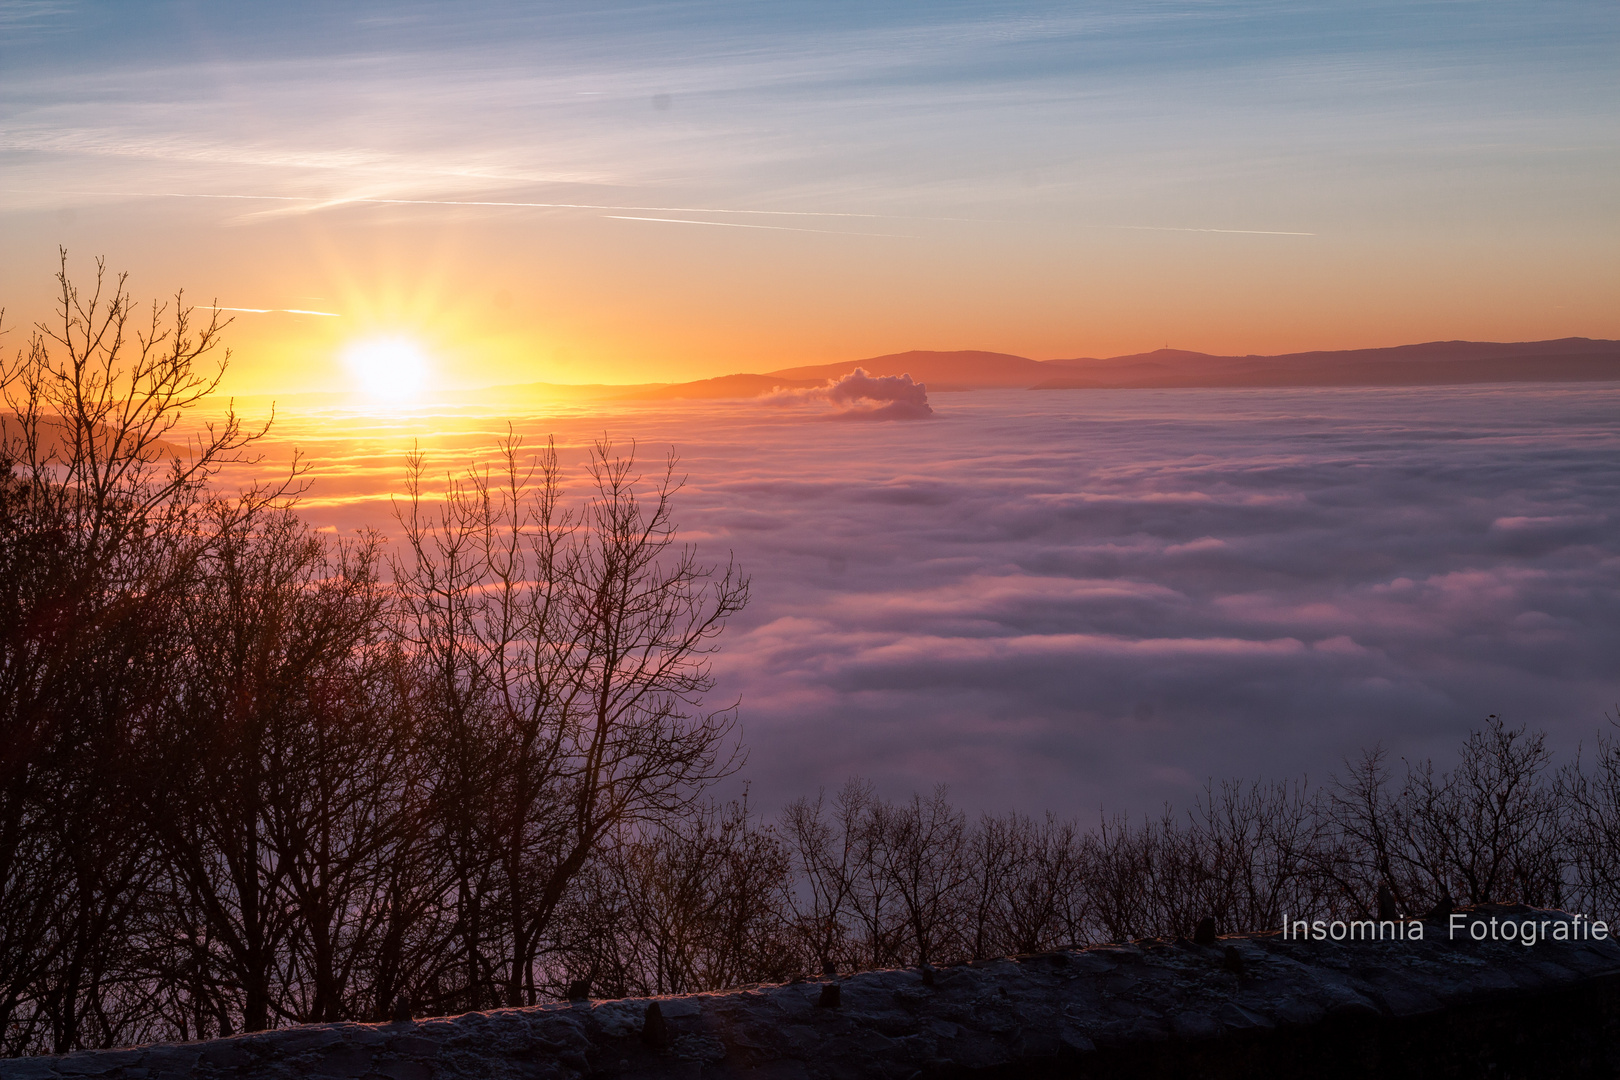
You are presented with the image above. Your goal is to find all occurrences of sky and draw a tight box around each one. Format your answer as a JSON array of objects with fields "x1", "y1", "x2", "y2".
[
  {"x1": 3, "y1": 0, "x2": 1618, "y2": 394},
  {"x1": 237, "y1": 385, "x2": 1620, "y2": 817}
]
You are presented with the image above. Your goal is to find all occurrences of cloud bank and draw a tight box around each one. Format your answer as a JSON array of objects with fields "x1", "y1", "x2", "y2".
[{"x1": 265, "y1": 384, "x2": 1620, "y2": 820}]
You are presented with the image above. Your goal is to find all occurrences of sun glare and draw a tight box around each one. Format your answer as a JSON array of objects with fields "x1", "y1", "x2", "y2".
[{"x1": 341, "y1": 337, "x2": 431, "y2": 403}]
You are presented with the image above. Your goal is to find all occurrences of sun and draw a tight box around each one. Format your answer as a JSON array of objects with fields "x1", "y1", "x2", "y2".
[{"x1": 341, "y1": 337, "x2": 431, "y2": 403}]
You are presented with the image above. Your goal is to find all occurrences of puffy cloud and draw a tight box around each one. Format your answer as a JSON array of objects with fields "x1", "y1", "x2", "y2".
[
  {"x1": 823, "y1": 368, "x2": 933, "y2": 420},
  {"x1": 765, "y1": 368, "x2": 933, "y2": 420}
]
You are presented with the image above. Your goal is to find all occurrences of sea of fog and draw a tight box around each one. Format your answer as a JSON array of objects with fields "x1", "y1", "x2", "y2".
[{"x1": 235, "y1": 385, "x2": 1620, "y2": 819}]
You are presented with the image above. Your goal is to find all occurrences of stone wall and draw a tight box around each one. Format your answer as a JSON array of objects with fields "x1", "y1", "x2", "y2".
[{"x1": 5, "y1": 904, "x2": 1619, "y2": 1079}]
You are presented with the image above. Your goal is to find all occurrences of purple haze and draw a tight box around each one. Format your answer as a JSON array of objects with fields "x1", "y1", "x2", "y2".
[{"x1": 268, "y1": 384, "x2": 1620, "y2": 819}]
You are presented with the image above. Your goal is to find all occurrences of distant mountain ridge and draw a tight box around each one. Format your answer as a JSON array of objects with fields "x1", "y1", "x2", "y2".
[
  {"x1": 1032, "y1": 337, "x2": 1620, "y2": 389},
  {"x1": 415, "y1": 339, "x2": 1620, "y2": 405},
  {"x1": 702, "y1": 339, "x2": 1615, "y2": 397},
  {"x1": 765, "y1": 350, "x2": 1050, "y2": 390}
]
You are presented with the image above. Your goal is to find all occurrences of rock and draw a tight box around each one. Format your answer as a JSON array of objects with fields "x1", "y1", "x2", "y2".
[
  {"x1": 1059, "y1": 1029, "x2": 1096, "y2": 1055},
  {"x1": 1424, "y1": 891, "x2": 1455, "y2": 922},
  {"x1": 1217, "y1": 1001, "x2": 1274, "y2": 1032},
  {"x1": 309, "y1": 1043, "x2": 373, "y2": 1076},
  {"x1": 641, "y1": 1002, "x2": 671, "y2": 1050},
  {"x1": 377, "y1": 1063, "x2": 431, "y2": 1080},
  {"x1": 672, "y1": 1033, "x2": 725, "y2": 1064},
  {"x1": 1170, "y1": 1011, "x2": 1221, "y2": 1040}
]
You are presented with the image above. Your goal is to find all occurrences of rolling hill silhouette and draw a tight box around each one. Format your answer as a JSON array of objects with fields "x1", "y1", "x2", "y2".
[
  {"x1": 1033, "y1": 338, "x2": 1620, "y2": 389},
  {"x1": 460, "y1": 339, "x2": 1620, "y2": 404},
  {"x1": 646, "y1": 340, "x2": 1620, "y2": 398},
  {"x1": 764, "y1": 350, "x2": 1050, "y2": 390}
]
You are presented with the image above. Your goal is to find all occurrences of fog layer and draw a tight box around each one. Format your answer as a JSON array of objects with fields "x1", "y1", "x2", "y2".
[{"x1": 265, "y1": 385, "x2": 1620, "y2": 816}]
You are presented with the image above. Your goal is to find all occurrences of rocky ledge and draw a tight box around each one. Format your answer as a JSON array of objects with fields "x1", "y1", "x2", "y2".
[{"x1": 6, "y1": 905, "x2": 1620, "y2": 1080}]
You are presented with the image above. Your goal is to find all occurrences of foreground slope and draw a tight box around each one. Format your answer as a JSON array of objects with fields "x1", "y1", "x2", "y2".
[{"x1": 8, "y1": 905, "x2": 1619, "y2": 1079}]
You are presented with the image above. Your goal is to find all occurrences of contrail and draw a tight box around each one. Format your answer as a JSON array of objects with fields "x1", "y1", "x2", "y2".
[
  {"x1": 214, "y1": 306, "x2": 341, "y2": 317},
  {"x1": 350, "y1": 196, "x2": 885, "y2": 218},
  {"x1": 8, "y1": 189, "x2": 1315, "y2": 234},
  {"x1": 602, "y1": 215, "x2": 913, "y2": 238},
  {"x1": 22, "y1": 188, "x2": 886, "y2": 219},
  {"x1": 1111, "y1": 225, "x2": 1316, "y2": 236}
]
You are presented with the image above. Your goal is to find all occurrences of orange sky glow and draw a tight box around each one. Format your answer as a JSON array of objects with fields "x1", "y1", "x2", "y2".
[{"x1": 7, "y1": 199, "x2": 1617, "y2": 400}]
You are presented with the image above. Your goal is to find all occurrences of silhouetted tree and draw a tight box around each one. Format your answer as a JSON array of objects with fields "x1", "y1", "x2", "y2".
[
  {"x1": 872, "y1": 787, "x2": 970, "y2": 966},
  {"x1": 1326, "y1": 717, "x2": 1567, "y2": 915},
  {"x1": 1564, "y1": 716, "x2": 1620, "y2": 920},
  {"x1": 782, "y1": 783, "x2": 867, "y2": 975},
  {"x1": 564, "y1": 796, "x2": 795, "y2": 997},
  {"x1": 391, "y1": 435, "x2": 749, "y2": 1010},
  {"x1": 0, "y1": 253, "x2": 282, "y2": 1053},
  {"x1": 145, "y1": 509, "x2": 399, "y2": 1032},
  {"x1": 968, "y1": 812, "x2": 1086, "y2": 957}
]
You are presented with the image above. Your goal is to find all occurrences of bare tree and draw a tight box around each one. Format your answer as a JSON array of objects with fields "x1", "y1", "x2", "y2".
[
  {"x1": 1081, "y1": 807, "x2": 1177, "y2": 942},
  {"x1": 144, "y1": 509, "x2": 394, "y2": 1033},
  {"x1": 1326, "y1": 718, "x2": 1569, "y2": 914},
  {"x1": 1184, "y1": 778, "x2": 1330, "y2": 933},
  {"x1": 965, "y1": 812, "x2": 1022, "y2": 960},
  {"x1": 250, "y1": 531, "x2": 417, "y2": 1025},
  {"x1": 1323, "y1": 747, "x2": 1408, "y2": 915},
  {"x1": 969, "y1": 812, "x2": 1086, "y2": 957},
  {"x1": 1407, "y1": 718, "x2": 1565, "y2": 907},
  {"x1": 871, "y1": 787, "x2": 970, "y2": 966},
  {"x1": 1565, "y1": 715, "x2": 1620, "y2": 921},
  {"x1": 0, "y1": 253, "x2": 284, "y2": 1053},
  {"x1": 565, "y1": 795, "x2": 795, "y2": 997},
  {"x1": 846, "y1": 791, "x2": 910, "y2": 969},
  {"x1": 782, "y1": 783, "x2": 868, "y2": 975},
  {"x1": 391, "y1": 435, "x2": 749, "y2": 1010}
]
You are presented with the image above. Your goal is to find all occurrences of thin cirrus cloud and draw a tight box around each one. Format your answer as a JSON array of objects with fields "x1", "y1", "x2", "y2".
[
  {"x1": 600, "y1": 215, "x2": 910, "y2": 237},
  {"x1": 6, "y1": 2, "x2": 1612, "y2": 224},
  {"x1": 26, "y1": 191, "x2": 889, "y2": 219},
  {"x1": 11, "y1": 188, "x2": 1313, "y2": 239},
  {"x1": 249, "y1": 383, "x2": 1620, "y2": 820},
  {"x1": 5, "y1": 0, "x2": 1614, "y2": 384}
]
